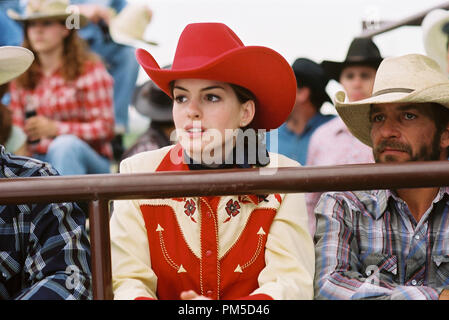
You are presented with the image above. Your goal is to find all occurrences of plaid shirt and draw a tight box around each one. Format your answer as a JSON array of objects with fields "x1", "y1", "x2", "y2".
[
  {"x1": 314, "y1": 187, "x2": 449, "y2": 300},
  {"x1": 0, "y1": 147, "x2": 92, "y2": 299},
  {"x1": 9, "y1": 60, "x2": 115, "y2": 159}
]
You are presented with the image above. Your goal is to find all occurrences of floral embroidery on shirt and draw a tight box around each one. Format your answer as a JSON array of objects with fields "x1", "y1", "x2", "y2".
[
  {"x1": 224, "y1": 199, "x2": 241, "y2": 223},
  {"x1": 184, "y1": 199, "x2": 197, "y2": 223}
]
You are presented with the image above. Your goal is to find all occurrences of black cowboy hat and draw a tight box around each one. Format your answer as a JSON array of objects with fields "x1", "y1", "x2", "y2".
[
  {"x1": 321, "y1": 38, "x2": 383, "y2": 81},
  {"x1": 292, "y1": 57, "x2": 331, "y2": 103},
  {"x1": 132, "y1": 79, "x2": 173, "y2": 122}
]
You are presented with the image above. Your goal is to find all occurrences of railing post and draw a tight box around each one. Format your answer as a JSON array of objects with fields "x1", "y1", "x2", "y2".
[{"x1": 89, "y1": 199, "x2": 113, "y2": 300}]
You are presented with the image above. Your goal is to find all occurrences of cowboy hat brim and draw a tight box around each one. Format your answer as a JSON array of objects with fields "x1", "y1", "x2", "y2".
[
  {"x1": 422, "y1": 9, "x2": 449, "y2": 75},
  {"x1": 0, "y1": 46, "x2": 34, "y2": 85},
  {"x1": 7, "y1": 9, "x2": 89, "y2": 28},
  {"x1": 136, "y1": 46, "x2": 296, "y2": 131},
  {"x1": 335, "y1": 83, "x2": 449, "y2": 147},
  {"x1": 132, "y1": 81, "x2": 173, "y2": 121},
  {"x1": 321, "y1": 58, "x2": 383, "y2": 81},
  {"x1": 109, "y1": 29, "x2": 158, "y2": 47}
]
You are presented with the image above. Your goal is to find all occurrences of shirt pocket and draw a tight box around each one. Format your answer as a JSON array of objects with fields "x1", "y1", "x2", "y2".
[
  {"x1": 432, "y1": 254, "x2": 449, "y2": 287},
  {"x1": 360, "y1": 252, "x2": 398, "y2": 283},
  {"x1": 0, "y1": 250, "x2": 22, "y2": 282}
]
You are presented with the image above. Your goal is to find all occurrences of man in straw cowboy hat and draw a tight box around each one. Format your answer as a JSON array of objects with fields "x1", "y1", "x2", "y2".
[
  {"x1": 305, "y1": 38, "x2": 382, "y2": 235},
  {"x1": 0, "y1": 46, "x2": 91, "y2": 300},
  {"x1": 314, "y1": 53, "x2": 449, "y2": 300},
  {"x1": 7, "y1": 0, "x2": 115, "y2": 175}
]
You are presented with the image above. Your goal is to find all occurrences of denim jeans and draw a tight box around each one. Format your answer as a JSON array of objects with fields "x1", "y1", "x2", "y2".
[
  {"x1": 33, "y1": 135, "x2": 111, "y2": 175},
  {"x1": 0, "y1": 2, "x2": 23, "y2": 47}
]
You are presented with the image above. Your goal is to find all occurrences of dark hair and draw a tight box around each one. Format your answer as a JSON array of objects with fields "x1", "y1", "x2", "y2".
[
  {"x1": 430, "y1": 103, "x2": 449, "y2": 156},
  {"x1": 297, "y1": 80, "x2": 327, "y2": 110},
  {"x1": 0, "y1": 84, "x2": 8, "y2": 100},
  {"x1": 169, "y1": 80, "x2": 269, "y2": 167},
  {"x1": 0, "y1": 84, "x2": 12, "y2": 145},
  {"x1": 228, "y1": 83, "x2": 269, "y2": 167},
  {"x1": 0, "y1": 105, "x2": 12, "y2": 146}
]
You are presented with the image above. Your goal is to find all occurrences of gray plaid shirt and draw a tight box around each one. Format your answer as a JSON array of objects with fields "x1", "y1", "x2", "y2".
[{"x1": 314, "y1": 187, "x2": 449, "y2": 300}]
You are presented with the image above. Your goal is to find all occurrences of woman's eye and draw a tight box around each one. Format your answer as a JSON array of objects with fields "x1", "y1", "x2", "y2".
[
  {"x1": 206, "y1": 94, "x2": 220, "y2": 102},
  {"x1": 174, "y1": 95, "x2": 187, "y2": 103},
  {"x1": 404, "y1": 113, "x2": 416, "y2": 120}
]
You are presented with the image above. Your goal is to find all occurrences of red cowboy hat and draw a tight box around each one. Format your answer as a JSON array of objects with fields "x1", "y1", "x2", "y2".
[{"x1": 136, "y1": 22, "x2": 296, "y2": 131}]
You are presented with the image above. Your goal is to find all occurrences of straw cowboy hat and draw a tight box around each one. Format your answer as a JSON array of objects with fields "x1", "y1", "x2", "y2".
[
  {"x1": 321, "y1": 37, "x2": 383, "y2": 81},
  {"x1": 133, "y1": 79, "x2": 173, "y2": 122},
  {"x1": 422, "y1": 9, "x2": 449, "y2": 75},
  {"x1": 0, "y1": 46, "x2": 34, "y2": 86},
  {"x1": 334, "y1": 53, "x2": 449, "y2": 147},
  {"x1": 109, "y1": 3, "x2": 158, "y2": 47},
  {"x1": 7, "y1": 0, "x2": 88, "y2": 28},
  {"x1": 136, "y1": 22, "x2": 297, "y2": 131}
]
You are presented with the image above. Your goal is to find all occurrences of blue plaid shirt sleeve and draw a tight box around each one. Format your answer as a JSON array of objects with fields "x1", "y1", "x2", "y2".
[
  {"x1": 314, "y1": 192, "x2": 440, "y2": 300},
  {"x1": 0, "y1": 150, "x2": 92, "y2": 300}
]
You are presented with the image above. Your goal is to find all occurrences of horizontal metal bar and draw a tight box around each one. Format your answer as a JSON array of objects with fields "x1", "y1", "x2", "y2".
[
  {"x1": 359, "y1": 1, "x2": 449, "y2": 38},
  {"x1": 0, "y1": 161, "x2": 448, "y2": 204}
]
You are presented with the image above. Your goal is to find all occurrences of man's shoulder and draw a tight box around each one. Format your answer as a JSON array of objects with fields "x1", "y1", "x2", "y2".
[
  {"x1": 311, "y1": 116, "x2": 343, "y2": 138},
  {"x1": 0, "y1": 151, "x2": 59, "y2": 178},
  {"x1": 319, "y1": 189, "x2": 386, "y2": 215}
]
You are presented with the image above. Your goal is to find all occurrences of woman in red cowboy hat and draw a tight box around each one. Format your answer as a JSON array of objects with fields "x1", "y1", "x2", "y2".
[{"x1": 110, "y1": 22, "x2": 314, "y2": 300}]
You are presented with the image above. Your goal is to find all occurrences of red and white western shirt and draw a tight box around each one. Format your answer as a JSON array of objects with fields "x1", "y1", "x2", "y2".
[{"x1": 110, "y1": 145, "x2": 315, "y2": 300}]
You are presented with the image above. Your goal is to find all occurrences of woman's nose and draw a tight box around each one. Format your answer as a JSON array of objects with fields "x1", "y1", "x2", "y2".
[{"x1": 186, "y1": 99, "x2": 202, "y2": 119}]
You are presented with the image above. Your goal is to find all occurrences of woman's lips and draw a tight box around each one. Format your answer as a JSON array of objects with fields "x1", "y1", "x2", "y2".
[{"x1": 184, "y1": 126, "x2": 205, "y2": 137}]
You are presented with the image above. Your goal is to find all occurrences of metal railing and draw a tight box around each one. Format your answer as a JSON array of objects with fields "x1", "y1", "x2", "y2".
[
  {"x1": 1, "y1": 161, "x2": 449, "y2": 299},
  {"x1": 359, "y1": 1, "x2": 449, "y2": 38}
]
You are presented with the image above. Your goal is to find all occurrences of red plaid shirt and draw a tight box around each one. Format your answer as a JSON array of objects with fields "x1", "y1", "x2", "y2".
[{"x1": 9, "y1": 60, "x2": 115, "y2": 159}]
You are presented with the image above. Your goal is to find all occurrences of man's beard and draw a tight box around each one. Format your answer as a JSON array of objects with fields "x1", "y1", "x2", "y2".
[{"x1": 373, "y1": 133, "x2": 441, "y2": 163}]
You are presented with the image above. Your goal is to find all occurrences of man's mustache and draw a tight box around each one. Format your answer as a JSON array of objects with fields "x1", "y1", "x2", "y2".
[{"x1": 374, "y1": 140, "x2": 412, "y2": 155}]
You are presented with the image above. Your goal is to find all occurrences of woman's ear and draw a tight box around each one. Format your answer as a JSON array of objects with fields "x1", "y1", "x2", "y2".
[{"x1": 239, "y1": 100, "x2": 255, "y2": 127}]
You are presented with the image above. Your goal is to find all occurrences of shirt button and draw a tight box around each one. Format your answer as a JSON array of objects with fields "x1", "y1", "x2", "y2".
[
  {"x1": 415, "y1": 235, "x2": 420, "y2": 240},
  {"x1": 205, "y1": 250, "x2": 213, "y2": 257},
  {"x1": 1, "y1": 272, "x2": 6, "y2": 278},
  {"x1": 206, "y1": 290, "x2": 214, "y2": 297},
  {"x1": 411, "y1": 280, "x2": 417, "y2": 286}
]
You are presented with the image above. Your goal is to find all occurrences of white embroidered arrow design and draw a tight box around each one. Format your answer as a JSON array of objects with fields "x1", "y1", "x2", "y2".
[{"x1": 157, "y1": 224, "x2": 186, "y2": 273}]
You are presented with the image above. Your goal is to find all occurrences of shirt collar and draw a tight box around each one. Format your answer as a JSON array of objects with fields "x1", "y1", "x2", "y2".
[
  {"x1": 374, "y1": 187, "x2": 449, "y2": 220},
  {"x1": 183, "y1": 148, "x2": 268, "y2": 206}
]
